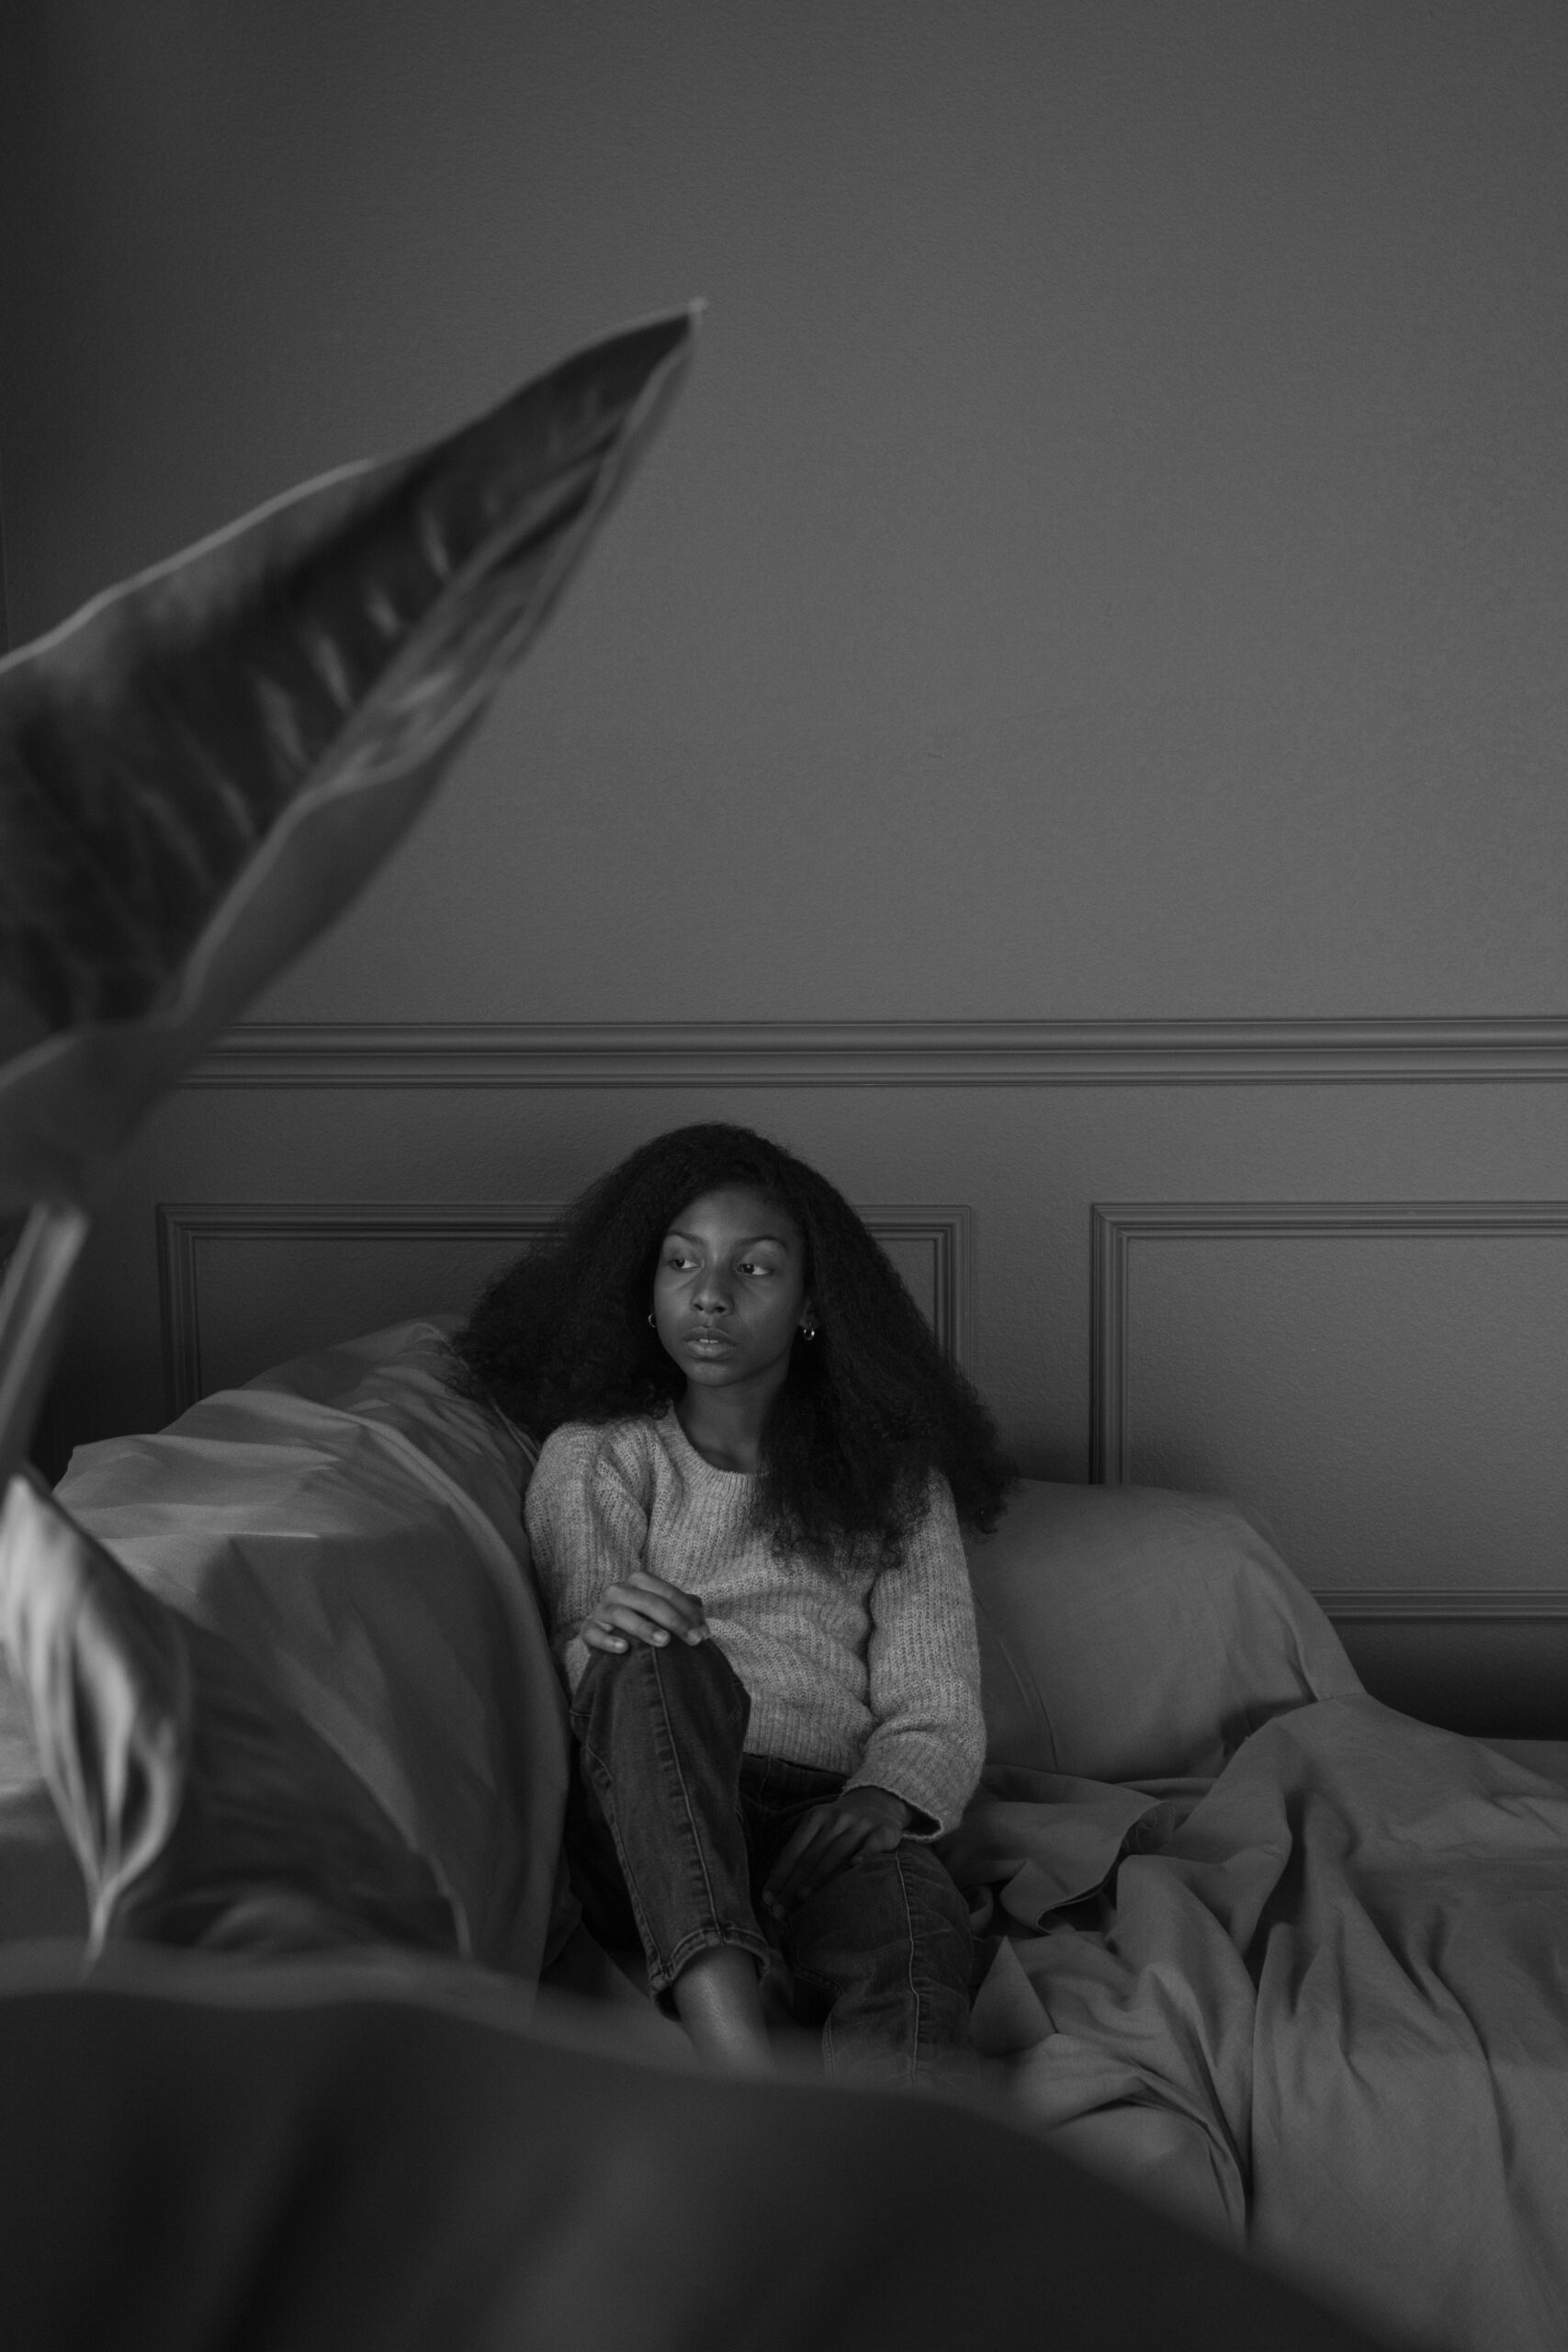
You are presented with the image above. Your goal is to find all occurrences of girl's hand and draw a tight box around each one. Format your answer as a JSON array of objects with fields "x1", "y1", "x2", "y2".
[
  {"x1": 762, "y1": 1787, "x2": 912, "y2": 1920},
  {"x1": 581, "y1": 1570, "x2": 707, "y2": 1654}
]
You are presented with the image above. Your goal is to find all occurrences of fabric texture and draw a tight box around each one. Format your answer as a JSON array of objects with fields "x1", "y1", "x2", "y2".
[
  {"x1": 33, "y1": 1317, "x2": 570, "y2": 1976},
  {"x1": 525, "y1": 1408, "x2": 986, "y2": 1836},
  {"x1": 568, "y1": 1631, "x2": 976, "y2": 2088},
  {"x1": 962, "y1": 1696, "x2": 1568, "y2": 2352},
  {"x1": 964, "y1": 1478, "x2": 1361, "y2": 1782},
  {"x1": 938, "y1": 1760, "x2": 1199, "y2": 1924}
]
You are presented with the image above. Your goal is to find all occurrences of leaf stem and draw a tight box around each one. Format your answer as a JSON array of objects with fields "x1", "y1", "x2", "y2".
[{"x1": 0, "y1": 1202, "x2": 90, "y2": 1493}]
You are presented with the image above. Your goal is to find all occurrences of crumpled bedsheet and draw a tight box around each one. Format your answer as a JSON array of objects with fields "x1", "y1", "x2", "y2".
[{"x1": 954, "y1": 1696, "x2": 1568, "y2": 2352}]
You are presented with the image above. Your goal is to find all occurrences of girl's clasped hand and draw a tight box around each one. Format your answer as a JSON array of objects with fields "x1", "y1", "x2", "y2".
[
  {"x1": 759, "y1": 1783, "x2": 910, "y2": 1918},
  {"x1": 581, "y1": 1568, "x2": 706, "y2": 1655}
]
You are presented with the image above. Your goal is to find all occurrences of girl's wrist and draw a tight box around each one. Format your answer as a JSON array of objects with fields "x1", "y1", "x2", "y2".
[{"x1": 854, "y1": 1784, "x2": 913, "y2": 1827}]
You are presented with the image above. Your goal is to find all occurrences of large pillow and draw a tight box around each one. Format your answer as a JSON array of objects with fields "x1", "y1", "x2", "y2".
[
  {"x1": 10, "y1": 1317, "x2": 570, "y2": 1976},
  {"x1": 964, "y1": 1480, "x2": 1361, "y2": 1784}
]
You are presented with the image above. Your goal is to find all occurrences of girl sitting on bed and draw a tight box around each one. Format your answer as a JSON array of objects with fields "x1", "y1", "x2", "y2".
[{"x1": 453, "y1": 1121, "x2": 1013, "y2": 2086}]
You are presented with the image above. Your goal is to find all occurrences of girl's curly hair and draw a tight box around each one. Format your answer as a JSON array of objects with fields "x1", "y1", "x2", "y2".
[{"x1": 450, "y1": 1121, "x2": 1014, "y2": 1570}]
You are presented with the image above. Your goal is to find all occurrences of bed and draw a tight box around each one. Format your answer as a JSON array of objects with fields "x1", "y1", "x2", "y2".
[{"x1": 2, "y1": 1314, "x2": 1561, "y2": 2352}]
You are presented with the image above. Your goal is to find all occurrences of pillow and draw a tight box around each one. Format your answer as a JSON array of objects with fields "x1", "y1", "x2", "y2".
[
  {"x1": 15, "y1": 1317, "x2": 570, "y2": 1976},
  {"x1": 964, "y1": 1479, "x2": 1361, "y2": 1784}
]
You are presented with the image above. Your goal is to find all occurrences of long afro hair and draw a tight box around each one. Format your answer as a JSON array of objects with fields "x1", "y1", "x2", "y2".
[{"x1": 450, "y1": 1121, "x2": 1014, "y2": 1570}]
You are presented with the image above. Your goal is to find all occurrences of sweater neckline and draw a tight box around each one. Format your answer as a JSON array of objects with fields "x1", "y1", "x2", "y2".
[{"x1": 659, "y1": 1406, "x2": 756, "y2": 1483}]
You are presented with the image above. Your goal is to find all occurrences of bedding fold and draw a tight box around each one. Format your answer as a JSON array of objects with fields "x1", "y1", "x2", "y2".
[{"x1": 963, "y1": 1695, "x2": 1568, "y2": 2352}]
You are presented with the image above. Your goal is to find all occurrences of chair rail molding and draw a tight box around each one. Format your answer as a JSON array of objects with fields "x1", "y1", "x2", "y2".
[
  {"x1": 1314, "y1": 1589, "x2": 1568, "y2": 1622},
  {"x1": 188, "y1": 1016, "x2": 1568, "y2": 1090},
  {"x1": 156, "y1": 1199, "x2": 972, "y2": 1416}
]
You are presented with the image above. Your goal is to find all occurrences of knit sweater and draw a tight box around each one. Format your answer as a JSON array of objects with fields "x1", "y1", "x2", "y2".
[{"x1": 524, "y1": 1409, "x2": 987, "y2": 1838}]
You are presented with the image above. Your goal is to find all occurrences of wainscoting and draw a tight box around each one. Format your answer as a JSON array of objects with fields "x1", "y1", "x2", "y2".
[
  {"x1": 50, "y1": 1016, "x2": 1568, "y2": 1736},
  {"x1": 155, "y1": 1198, "x2": 972, "y2": 1418}
]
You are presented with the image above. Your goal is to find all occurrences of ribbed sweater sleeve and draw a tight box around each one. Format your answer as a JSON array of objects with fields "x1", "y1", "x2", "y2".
[
  {"x1": 844, "y1": 1473, "x2": 987, "y2": 1838},
  {"x1": 524, "y1": 1423, "x2": 649, "y2": 1693}
]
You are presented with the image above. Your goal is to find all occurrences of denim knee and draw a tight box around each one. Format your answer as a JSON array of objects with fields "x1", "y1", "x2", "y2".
[{"x1": 570, "y1": 1631, "x2": 748, "y2": 1751}]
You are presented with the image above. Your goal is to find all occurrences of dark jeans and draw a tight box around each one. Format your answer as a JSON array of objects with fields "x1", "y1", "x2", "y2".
[{"x1": 566, "y1": 1633, "x2": 976, "y2": 2091}]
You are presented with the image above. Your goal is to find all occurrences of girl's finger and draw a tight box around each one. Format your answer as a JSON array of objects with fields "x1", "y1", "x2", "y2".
[
  {"x1": 623, "y1": 1572, "x2": 707, "y2": 1634},
  {"x1": 767, "y1": 1816, "x2": 860, "y2": 1912},
  {"x1": 596, "y1": 1599, "x2": 688, "y2": 1645},
  {"x1": 627, "y1": 1568, "x2": 705, "y2": 1608},
  {"x1": 761, "y1": 1826, "x2": 827, "y2": 1912},
  {"x1": 601, "y1": 1588, "x2": 705, "y2": 1643},
  {"x1": 790, "y1": 1832, "x2": 867, "y2": 1909},
  {"x1": 767, "y1": 1811, "x2": 830, "y2": 1883},
  {"x1": 778, "y1": 1805, "x2": 844, "y2": 1868},
  {"x1": 585, "y1": 1607, "x2": 669, "y2": 1649}
]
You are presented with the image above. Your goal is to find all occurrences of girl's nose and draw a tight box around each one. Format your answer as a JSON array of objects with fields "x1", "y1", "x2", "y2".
[{"x1": 693, "y1": 1266, "x2": 733, "y2": 1311}]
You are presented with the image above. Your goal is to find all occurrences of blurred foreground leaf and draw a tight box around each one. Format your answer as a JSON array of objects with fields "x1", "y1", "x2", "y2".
[
  {"x1": 0, "y1": 307, "x2": 697, "y2": 1210},
  {"x1": 0, "y1": 306, "x2": 695, "y2": 1483}
]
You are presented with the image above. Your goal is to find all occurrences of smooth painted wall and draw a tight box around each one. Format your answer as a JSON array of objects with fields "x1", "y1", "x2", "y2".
[{"x1": 3, "y1": 0, "x2": 1566, "y2": 1023}]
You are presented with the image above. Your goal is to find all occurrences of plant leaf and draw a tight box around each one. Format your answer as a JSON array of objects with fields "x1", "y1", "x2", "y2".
[{"x1": 0, "y1": 307, "x2": 697, "y2": 1210}]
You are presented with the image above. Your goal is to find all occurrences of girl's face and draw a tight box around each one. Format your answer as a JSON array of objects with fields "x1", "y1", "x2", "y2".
[{"x1": 651, "y1": 1185, "x2": 812, "y2": 1396}]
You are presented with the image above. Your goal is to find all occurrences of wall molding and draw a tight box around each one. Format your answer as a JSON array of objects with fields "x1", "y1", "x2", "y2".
[
  {"x1": 1314, "y1": 1588, "x2": 1568, "y2": 1622},
  {"x1": 150, "y1": 1198, "x2": 1568, "y2": 1632},
  {"x1": 1091, "y1": 1201, "x2": 1568, "y2": 1634},
  {"x1": 156, "y1": 1202, "x2": 559, "y2": 1419},
  {"x1": 156, "y1": 1198, "x2": 972, "y2": 1417},
  {"x1": 856, "y1": 1202, "x2": 974, "y2": 1371},
  {"x1": 186, "y1": 1016, "x2": 1568, "y2": 1090},
  {"x1": 1090, "y1": 1198, "x2": 1568, "y2": 1485}
]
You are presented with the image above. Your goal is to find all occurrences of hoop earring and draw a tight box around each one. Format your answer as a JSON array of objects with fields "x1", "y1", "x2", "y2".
[
  {"x1": 800, "y1": 1320, "x2": 818, "y2": 1342},
  {"x1": 648, "y1": 1313, "x2": 657, "y2": 1329}
]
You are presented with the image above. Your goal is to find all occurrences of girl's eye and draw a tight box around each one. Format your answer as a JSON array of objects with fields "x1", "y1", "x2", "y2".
[{"x1": 739, "y1": 1260, "x2": 775, "y2": 1276}]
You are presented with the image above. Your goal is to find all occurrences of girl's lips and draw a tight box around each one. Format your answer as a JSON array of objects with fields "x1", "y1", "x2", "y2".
[{"x1": 683, "y1": 1329, "x2": 735, "y2": 1351}]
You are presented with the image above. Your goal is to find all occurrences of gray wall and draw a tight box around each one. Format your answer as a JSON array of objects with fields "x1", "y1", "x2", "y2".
[{"x1": 3, "y1": 3, "x2": 1566, "y2": 1728}]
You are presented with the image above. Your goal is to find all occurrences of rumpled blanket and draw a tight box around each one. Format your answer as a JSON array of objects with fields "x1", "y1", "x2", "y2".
[{"x1": 955, "y1": 1696, "x2": 1568, "y2": 2352}]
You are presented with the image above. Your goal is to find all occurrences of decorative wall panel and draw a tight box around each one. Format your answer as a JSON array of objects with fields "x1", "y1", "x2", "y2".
[
  {"x1": 156, "y1": 1199, "x2": 971, "y2": 1419},
  {"x1": 1090, "y1": 1200, "x2": 1568, "y2": 1728}
]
